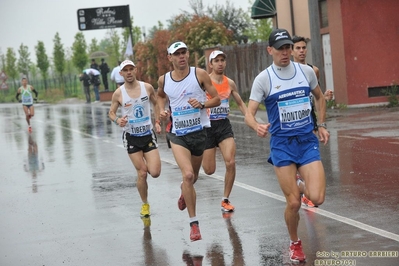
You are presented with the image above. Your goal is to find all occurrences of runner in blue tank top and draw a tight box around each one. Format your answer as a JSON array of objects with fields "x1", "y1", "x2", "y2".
[{"x1": 245, "y1": 29, "x2": 330, "y2": 263}]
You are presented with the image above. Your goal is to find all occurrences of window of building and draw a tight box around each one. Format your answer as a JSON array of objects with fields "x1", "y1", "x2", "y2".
[{"x1": 319, "y1": 0, "x2": 328, "y2": 28}]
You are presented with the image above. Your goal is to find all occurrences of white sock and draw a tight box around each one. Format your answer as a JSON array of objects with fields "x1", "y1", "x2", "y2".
[
  {"x1": 290, "y1": 239, "x2": 300, "y2": 245},
  {"x1": 222, "y1": 197, "x2": 228, "y2": 201},
  {"x1": 189, "y1": 216, "x2": 198, "y2": 223}
]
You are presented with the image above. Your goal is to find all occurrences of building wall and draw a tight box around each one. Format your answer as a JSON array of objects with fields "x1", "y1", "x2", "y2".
[
  {"x1": 264, "y1": 0, "x2": 399, "y2": 106},
  {"x1": 276, "y1": 0, "x2": 292, "y2": 31},
  {"x1": 276, "y1": 0, "x2": 310, "y2": 37},
  {"x1": 326, "y1": 0, "x2": 348, "y2": 104},
  {"x1": 276, "y1": 0, "x2": 314, "y2": 63},
  {"x1": 337, "y1": 0, "x2": 399, "y2": 106},
  {"x1": 293, "y1": 0, "x2": 311, "y2": 37}
]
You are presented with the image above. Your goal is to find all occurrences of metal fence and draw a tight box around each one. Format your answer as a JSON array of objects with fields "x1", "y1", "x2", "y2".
[{"x1": 2, "y1": 74, "x2": 82, "y2": 98}]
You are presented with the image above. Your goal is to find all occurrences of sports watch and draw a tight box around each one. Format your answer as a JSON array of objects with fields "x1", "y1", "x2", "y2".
[{"x1": 317, "y1": 123, "x2": 327, "y2": 129}]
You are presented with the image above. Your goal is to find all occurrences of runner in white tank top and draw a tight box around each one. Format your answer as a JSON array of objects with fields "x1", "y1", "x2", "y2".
[
  {"x1": 108, "y1": 60, "x2": 162, "y2": 221},
  {"x1": 16, "y1": 77, "x2": 38, "y2": 133},
  {"x1": 157, "y1": 41, "x2": 221, "y2": 242}
]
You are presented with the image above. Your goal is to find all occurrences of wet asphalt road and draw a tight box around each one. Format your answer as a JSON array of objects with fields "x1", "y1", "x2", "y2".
[{"x1": 0, "y1": 102, "x2": 398, "y2": 266}]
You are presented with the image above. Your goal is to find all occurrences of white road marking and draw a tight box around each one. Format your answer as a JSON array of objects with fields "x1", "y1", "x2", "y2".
[
  {"x1": 37, "y1": 118, "x2": 399, "y2": 243},
  {"x1": 161, "y1": 161, "x2": 399, "y2": 243}
]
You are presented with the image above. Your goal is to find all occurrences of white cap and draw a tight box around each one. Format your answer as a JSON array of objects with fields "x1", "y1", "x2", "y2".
[
  {"x1": 119, "y1": 60, "x2": 135, "y2": 70},
  {"x1": 209, "y1": 50, "x2": 226, "y2": 62},
  {"x1": 167, "y1": 41, "x2": 188, "y2": 54}
]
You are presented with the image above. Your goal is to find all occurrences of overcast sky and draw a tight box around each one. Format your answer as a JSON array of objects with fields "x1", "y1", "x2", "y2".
[{"x1": 0, "y1": 0, "x2": 252, "y2": 61}]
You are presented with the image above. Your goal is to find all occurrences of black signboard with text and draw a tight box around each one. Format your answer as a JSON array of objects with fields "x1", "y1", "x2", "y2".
[{"x1": 77, "y1": 5, "x2": 130, "y2": 31}]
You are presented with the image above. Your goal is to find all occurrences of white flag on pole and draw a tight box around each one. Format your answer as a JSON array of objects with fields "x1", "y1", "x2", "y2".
[{"x1": 124, "y1": 35, "x2": 133, "y2": 57}]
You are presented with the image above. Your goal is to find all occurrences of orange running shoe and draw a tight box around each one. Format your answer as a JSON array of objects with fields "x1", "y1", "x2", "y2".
[
  {"x1": 221, "y1": 199, "x2": 235, "y2": 212},
  {"x1": 301, "y1": 195, "x2": 318, "y2": 207}
]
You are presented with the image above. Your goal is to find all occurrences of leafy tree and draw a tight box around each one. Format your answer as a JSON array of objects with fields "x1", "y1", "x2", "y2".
[
  {"x1": 168, "y1": 14, "x2": 191, "y2": 38},
  {"x1": 134, "y1": 42, "x2": 151, "y2": 82},
  {"x1": 5, "y1": 48, "x2": 18, "y2": 90},
  {"x1": 187, "y1": 0, "x2": 205, "y2": 16},
  {"x1": 186, "y1": 0, "x2": 250, "y2": 43},
  {"x1": 103, "y1": 29, "x2": 121, "y2": 65},
  {"x1": 205, "y1": 0, "x2": 250, "y2": 43},
  {"x1": 134, "y1": 30, "x2": 171, "y2": 87},
  {"x1": 29, "y1": 64, "x2": 39, "y2": 82},
  {"x1": 121, "y1": 16, "x2": 142, "y2": 52},
  {"x1": 0, "y1": 49, "x2": 4, "y2": 71},
  {"x1": 88, "y1": 38, "x2": 100, "y2": 55},
  {"x1": 171, "y1": 15, "x2": 234, "y2": 67},
  {"x1": 151, "y1": 30, "x2": 172, "y2": 77},
  {"x1": 98, "y1": 38, "x2": 115, "y2": 65},
  {"x1": 244, "y1": 1, "x2": 273, "y2": 42},
  {"x1": 148, "y1": 21, "x2": 165, "y2": 40},
  {"x1": 71, "y1": 32, "x2": 88, "y2": 72},
  {"x1": 17, "y1": 44, "x2": 31, "y2": 79},
  {"x1": 244, "y1": 17, "x2": 273, "y2": 42},
  {"x1": 35, "y1": 41, "x2": 50, "y2": 89},
  {"x1": 64, "y1": 47, "x2": 79, "y2": 96},
  {"x1": 53, "y1": 32, "x2": 65, "y2": 80}
]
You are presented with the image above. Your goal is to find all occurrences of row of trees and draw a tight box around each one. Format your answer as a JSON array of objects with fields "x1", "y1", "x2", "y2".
[{"x1": 0, "y1": 0, "x2": 272, "y2": 94}]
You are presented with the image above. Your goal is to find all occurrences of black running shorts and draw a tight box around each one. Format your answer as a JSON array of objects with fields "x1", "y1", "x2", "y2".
[
  {"x1": 122, "y1": 130, "x2": 158, "y2": 154},
  {"x1": 205, "y1": 118, "x2": 234, "y2": 150},
  {"x1": 167, "y1": 129, "x2": 207, "y2": 156}
]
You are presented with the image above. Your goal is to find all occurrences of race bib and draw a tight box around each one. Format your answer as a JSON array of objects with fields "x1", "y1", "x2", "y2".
[
  {"x1": 278, "y1": 97, "x2": 312, "y2": 130},
  {"x1": 173, "y1": 107, "x2": 202, "y2": 136}
]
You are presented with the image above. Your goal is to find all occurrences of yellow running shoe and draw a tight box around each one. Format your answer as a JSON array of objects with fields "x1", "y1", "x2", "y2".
[
  {"x1": 141, "y1": 216, "x2": 151, "y2": 227},
  {"x1": 140, "y1": 203, "x2": 150, "y2": 217}
]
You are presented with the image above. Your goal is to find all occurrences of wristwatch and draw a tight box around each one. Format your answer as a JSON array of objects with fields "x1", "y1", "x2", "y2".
[
  {"x1": 200, "y1": 102, "x2": 205, "y2": 109},
  {"x1": 317, "y1": 123, "x2": 327, "y2": 129}
]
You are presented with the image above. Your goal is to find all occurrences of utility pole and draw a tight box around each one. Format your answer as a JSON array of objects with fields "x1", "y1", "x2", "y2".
[{"x1": 308, "y1": 0, "x2": 325, "y2": 91}]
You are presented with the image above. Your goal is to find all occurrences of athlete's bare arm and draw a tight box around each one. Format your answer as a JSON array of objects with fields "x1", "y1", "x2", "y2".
[
  {"x1": 195, "y1": 68, "x2": 220, "y2": 108},
  {"x1": 145, "y1": 83, "x2": 161, "y2": 134},
  {"x1": 311, "y1": 85, "x2": 329, "y2": 145},
  {"x1": 228, "y1": 78, "x2": 247, "y2": 116},
  {"x1": 245, "y1": 100, "x2": 270, "y2": 138},
  {"x1": 108, "y1": 88, "x2": 126, "y2": 127}
]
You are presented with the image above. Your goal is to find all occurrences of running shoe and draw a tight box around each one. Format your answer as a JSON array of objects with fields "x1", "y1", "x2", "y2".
[
  {"x1": 289, "y1": 240, "x2": 306, "y2": 263},
  {"x1": 141, "y1": 216, "x2": 151, "y2": 228},
  {"x1": 301, "y1": 195, "x2": 318, "y2": 207},
  {"x1": 221, "y1": 199, "x2": 235, "y2": 212},
  {"x1": 190, "y1": 223, "x2": 202, "y2": 242},
  {"x1": 140, "y1": 203, "x2": 150, "y2": 217},
  {"x1": 178, "y1": 194, "x2": 186, "y2": 211}
]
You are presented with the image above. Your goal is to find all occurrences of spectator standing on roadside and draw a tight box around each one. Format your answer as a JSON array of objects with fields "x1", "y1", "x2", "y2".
[
  {"x1": 111, "y1": 61, "x2": 125, "y2": 89},
  {"x1": 99, "y1": 58, "x2": 110, "y2": 91}
]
